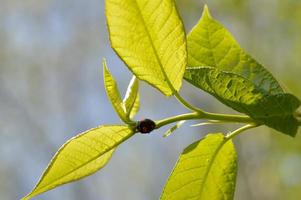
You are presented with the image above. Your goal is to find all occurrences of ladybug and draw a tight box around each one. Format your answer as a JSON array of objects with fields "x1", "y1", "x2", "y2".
[{"x1": 136, "y1": 119, "x2": 156, "y2": 134}]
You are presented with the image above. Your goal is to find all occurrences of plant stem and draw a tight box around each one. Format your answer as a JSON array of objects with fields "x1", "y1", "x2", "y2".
[
  {"x1": 203, "y1": 111, "x2": 255, "y2": 124},
  {"x1": 156, "y1": 85, "x2": 256, "y2": 130},
  {"x1": 174, "y1": 92, "x2": 205, "y2": 114},
  {"x1": 191, "y1": 120, "x2": 234, "y2": 127},
  {"x1": 225, "y1": 124, "x2": 258, "y2": 140},
  {"x1": 155, "y1": 111, "x2": 255, "y2": 129},
  {"x1": 155, "y1": 112, "x2": 199, "y2": 129}
]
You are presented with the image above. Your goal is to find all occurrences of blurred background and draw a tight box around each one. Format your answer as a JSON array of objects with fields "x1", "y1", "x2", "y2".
[{"x1": 0, "y1": 0, "x2": 301, "y2": 199}]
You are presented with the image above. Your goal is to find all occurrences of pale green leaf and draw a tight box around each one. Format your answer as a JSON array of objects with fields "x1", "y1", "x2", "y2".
[
  {"x1": 163, "y1": 120, "x2": 185, "y2": 137},
  {"x1": 161, "y1": 133, "x2": 237, "y2": 200},
  {"x1": 106, "y1": 0, "x2": 187, "y2": 96},
  {"x1": 22, "y1": 125, "x2": 134, "y2": 200},
  {"x1": 123, "y1": 76, "x2": 140, "y2": 119},
  {"x1": 185, "y1": 67, "x2": 300, "y2": 136},
  {"x1": 187, "y1": 5, "x2": 282, "y2": 94},
  {"x1": 103, "y1": 59, "x2": 129, "y2": 123}
]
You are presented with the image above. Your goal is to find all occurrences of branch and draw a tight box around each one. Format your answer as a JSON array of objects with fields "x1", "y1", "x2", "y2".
[{"x1": 174, "y1": 91, "x2": 206, "y2": 114}]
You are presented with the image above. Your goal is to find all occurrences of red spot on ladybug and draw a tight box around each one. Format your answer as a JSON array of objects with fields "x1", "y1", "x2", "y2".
[{"x1": 136, "y1": 119, "x2": 156, "y2": 134}]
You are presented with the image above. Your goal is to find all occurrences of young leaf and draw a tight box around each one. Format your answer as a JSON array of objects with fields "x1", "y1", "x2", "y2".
[
  {"x1": 163, "y1": 120, "x2": 185, "y2": 137},
  {"x1": 123, "y1": 76, "x2": 140, "y2": 119},
  {"x1": 129, "y1": 94, "x2": 139, "y2": 119},
  {"x1": 22, "y1": 125, "x2": 134, "y2": 200},
  {"x1": 103, "y1": 60, "x2": 129, "y2": 123},
  {"x1": 161, "y1": 133, "x2": 237, "y2": 200},
  {"x1": 106, "y1": 0, "x2": 187, "y2": 96},
  {"x1": 185, "y1": 67, "x2": 300, "y2": 136},
  {"x1": 186, "y1": 5, "x2": 282, "y2": 95}
]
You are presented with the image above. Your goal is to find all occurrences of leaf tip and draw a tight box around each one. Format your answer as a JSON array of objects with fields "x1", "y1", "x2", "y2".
[
  {"x1": 102, "y1": 59, "x2": 111, "y2": 78},
  {"x1": 102, "y1": 58, "x2": 108, "y2": 70},
  {"x1": 202, "y1": 4, "x2": 212, "y2": 19},
  {"x1": 21, "y1": 194, "x2": 32, "y2": 200}
]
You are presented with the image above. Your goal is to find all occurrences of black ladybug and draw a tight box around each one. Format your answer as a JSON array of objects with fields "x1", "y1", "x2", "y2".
[{"x1": 136, "y1": 119, "x2": 156, "y2": 134}]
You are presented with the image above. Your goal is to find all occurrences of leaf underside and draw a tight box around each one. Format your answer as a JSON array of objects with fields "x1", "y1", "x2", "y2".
[
  {"x1": 185, "y1": 67, "x2": 300, "y2": 136},
  {"x1": 129, "y1": 93, "x2": 140, "y2": 119},
  {"x1": 23, "y1": 125, "x2": 134, "y2": 200},
  {"x1": 161, "y1": 133, "x2": 237, "y2": 200},
  {"x1": 185, "y1": 6, "x2": 300, "y2": 136},
  {"x1": 123, "y1": 76, "x2": 140, "y2": 119},
  {"x1": 106, "y1": 0, "x2": 187, "y2": 96}
]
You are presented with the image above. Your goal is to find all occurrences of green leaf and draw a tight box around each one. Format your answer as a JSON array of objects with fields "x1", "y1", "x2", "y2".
[
  {"x1": 106, "y1": 0, "x2": 187, "y2": 96},
  {"x1": 187, "y1": 5, "x2": 282, "y2": 95},
  {"x1": 22, "y1": 125, "x2": 134, "y2": 200},
  {"x1": 123, "y1": 76, "x2": 140, "y2": 119},
  {"x1": 103, "y1": 59, "x2": 129, "y2": 123},
  {"x1": 185, "y1": 67, "x2": 300, "y2": 136},
  {"x1": 163, "y1": 120, "x2": 185, "y2": 137},
  {"x1": 184, "y1": 6, "x2": 300, "y2": 136},
  {"x1": 161, "y1": 133, "x2": 237, "y2": 200}
]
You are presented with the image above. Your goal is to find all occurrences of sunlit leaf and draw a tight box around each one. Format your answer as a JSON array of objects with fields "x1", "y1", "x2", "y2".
[
  {"x1": 106, "y1": 0, "x2": 187, "y2": 96},
  {"x1": 186, "y1": 5, "x2": 282, "y2": 94},
  {"x1": 184, "y1": 6, "x2": 300, "y2": 136},
  {"x1": 161, "y1": 133, "x2": 237, "y2": 200},
  {"x1": 123, "y1": 76, "x2": 140, "y2": 119},
  {"x1": 103, "y1": 59, "x2": 129, "y2": 123},
  {"x1": 163, "y1": 120, "x2": 185, "y2": 137},
  {"x1": 22, "y1": 125, "x2": 134, "y2": 200}
]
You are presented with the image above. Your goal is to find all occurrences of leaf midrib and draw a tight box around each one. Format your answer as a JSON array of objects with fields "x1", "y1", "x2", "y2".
[
  {"x1": 198, "y1": 138, "x2": 227, "y2": 198},
  {"x1": 132, "y1": 0, "x2": 177, "y2": 95}
]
